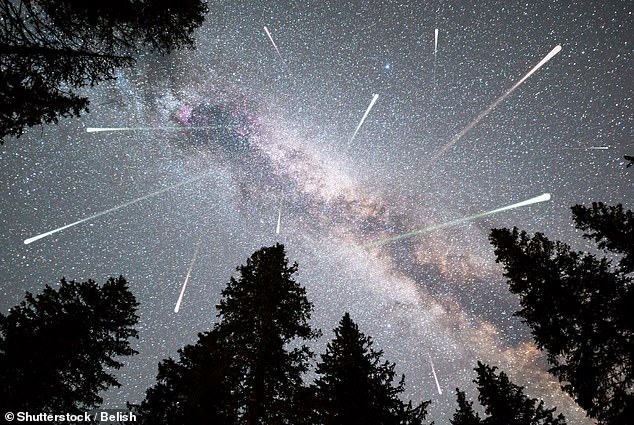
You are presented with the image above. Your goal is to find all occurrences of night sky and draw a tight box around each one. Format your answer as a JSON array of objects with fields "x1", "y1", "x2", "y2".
[{"x1": 1, "y1": 1, "x2": 632, "y2": 423}]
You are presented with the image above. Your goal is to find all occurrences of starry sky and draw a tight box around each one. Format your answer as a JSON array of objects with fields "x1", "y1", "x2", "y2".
[{"x1": 1, "y1": 1, "x2": 632, "y2": 423}]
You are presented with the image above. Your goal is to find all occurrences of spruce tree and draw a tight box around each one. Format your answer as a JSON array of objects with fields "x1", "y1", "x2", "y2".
[
  {"x1": 132, "y1": 329, "x2": 237, "y2": 425},
  {"x1": 0, "y1": 276, "x2": 139, "y2": 413},
  {"x1": 134, "y1": 244, "x2": 319, "y2": 424},
  {"x1": 0, "y1": 0, "x2": 208, "y2": 142},
  {"x1": 450, "y1": 389, "x2": 481, "y2": 425},
  {"x1": 312, "y1": 312, "x2": 431, "y2": 425},
  {"x1": 216, "y1": 243, "x2": 319, "y2": 424},
  {"x1": 489, "y1": 201, "x2": 633, "y2": 424},
  {"x1": 452, "y1": 362, "x2": 566, "y2": 425}
]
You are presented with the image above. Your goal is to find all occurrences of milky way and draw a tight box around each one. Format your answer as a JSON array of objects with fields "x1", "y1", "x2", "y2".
[{"x1": 1, "y1": 1, "x2": 632, "y2": 423}]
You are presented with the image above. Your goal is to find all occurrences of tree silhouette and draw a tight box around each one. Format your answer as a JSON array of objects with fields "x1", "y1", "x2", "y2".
[
  {"x1": 0, "y1": 276, "x2": 139, "y2": 413},
  {"x1": 0, "y1": 0, "x2": 208, "y2": 142},
  {"x1": 450, "y1": 389, "x2": 481, "y2": 425},
  {"x1": 490, "y1": 202, "x2": 633, "y2": 424},
  {"x1": 312, "y1": 312, "x2": 431, "y2": 425},
  {"x1": 134, "y1": 244, "x2": 319, "y2": 424},
  {"x1": 452, "y1": 362, "x2": 567, "y2": 425},
  {"x1": 572, "y1": 202, "x2": 633, "y2": 273},
  {"x1": 131, "y1": 329, "x2": 237, "y2": 425}
]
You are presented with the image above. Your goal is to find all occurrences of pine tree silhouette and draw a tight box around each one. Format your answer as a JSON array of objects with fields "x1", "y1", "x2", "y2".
[
  {"x1": 490, "y1": 200, "x2": 633, "y2": 424},
  {"x1": 0, "y1": 276, "x2": 139, "y2": 413},
  {"x1": 134, "y1": 244, "x2": 319, "y2": 424},
  {"x1": 312, "y1": 312, "x2": 431, "y2": 425},
  {"x1": 450, "y1": 389, "x2": 481, "y2": 425},
  {"x1": 452, "y1": 362, "x2": 567, "y2": 425},
  {"x1": 0, "y1": 0, "x2": 208, "y2": 142}
]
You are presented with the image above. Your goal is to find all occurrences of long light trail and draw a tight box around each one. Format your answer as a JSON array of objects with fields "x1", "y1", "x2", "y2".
[
  {"x1": 275, "y1": 209, "x2": 282, "y2": 235},
  {"x1": 428, "y1": 45, "x2": 562, "y2": 165},
  {"x1": 564, "y1": 146, "x2": 609, "y2": 150},
  {"x1": 349, "y1": 93, "x2": 379, "y2": 147},
  {"x1": 366, "y1": 193, "x2": 552, "y2": 247},
  {"x1": 24, "y1": 172, "x2": 212, "y2": 245},
  {"x1": 263, "y1": 25, "x2": 283, "y2": 60},
  {"x1": 86, "y1": 126, "x2": 221, "y2": 133},
  {"x1": 174, "y1": 241, "x2": 202, "y2": 313},
  {"x1": 428, "y1": 354, "x2": 443, "y2": 395}
]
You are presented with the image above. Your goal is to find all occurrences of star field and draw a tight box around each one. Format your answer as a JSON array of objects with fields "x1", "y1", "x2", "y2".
[{"x1": 1, "y1": 1, "x2": 632, "y2": 423}]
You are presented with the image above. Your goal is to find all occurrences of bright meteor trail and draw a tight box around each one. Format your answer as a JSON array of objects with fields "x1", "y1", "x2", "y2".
[
  {"x1": 432, "y1": 28, "x2": 439, "y2": 96},
  {"x1": 428, "y1": 354, "x2": 443, "y2": 395},
  {"x1": 428, "y1": 45, "x2": 562, "y2": 165},
  {"x1": 366, "y1": 193, "x2": 552, "y2": 247},
  {"x1": 263, "y1": 26, "x2": 283, "y2": 60},
  {"x1": 24, "y1": 173, "x2": 212, "y2": 245},
  {"x1": 349, "y1": 93, "x2": 379, "y2": 147},
  {"x1": 174, "y1": 241, "x2": 201, "y2": 313},
  {"x1": 86, "y1": 126, "x2": 221, "y2": 133}
]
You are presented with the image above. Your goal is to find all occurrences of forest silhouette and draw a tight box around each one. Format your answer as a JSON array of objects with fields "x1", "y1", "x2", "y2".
[
  {"x1": 2, "y1": 195, "x2": 632, "y2": 425},
  {"x1": 1, "y1": 1, "x2": 631, "y2": 424}
]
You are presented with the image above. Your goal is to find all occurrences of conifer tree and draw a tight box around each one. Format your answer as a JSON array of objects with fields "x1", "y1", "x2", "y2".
[
  {"x1": 132, "y1": 329, "x2": 237, "y2": 425},
  {"x1": 312, "y1": 312, "x2": 430, "y2": 425},
  {"x1": 134, "y1": 244, "x2": 319, "y2": 424},
  {"x1": 450, "y1": 389, "x2": 481, "y2": 425},
  {"x1": 0, "y1": 0, "x2": 208, "y2": 142},
  {"x1": 0, "y1": 276, "x2": 139, "y2": 413},
  {"x1": 489, "y1": 200, "x2": 633, "y2": 424},
  {"x1": 217, "y1": 243, "x2": 319, "y2": 424},
  {"x1": 452, "y1": 362, "x2": 567, "y2": 425}
]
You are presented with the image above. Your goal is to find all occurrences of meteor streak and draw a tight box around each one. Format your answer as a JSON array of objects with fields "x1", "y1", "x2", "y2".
[
  {"x1": 348, "y1": 93, "x2": 379, "y2": 147},
  {"x1": 86, "y1": 126, "x2": 220, "y2": 133},
  {"x1": 565, "y1": 146, "x2": 610, "y2": 150},
  {"x1": 428, "y1": 45, "x2": 562, "y2": 165},
  {"x1": 263, "y1": 25, "x2": 283, "y2": 60},
  {"x1": 367, "y1": 193, "x2": 552, "y2": 247},
  {"x1": 174, "y1": 241, "x2": 201, "y2": 313},
  {"x1": 432, "y1": 28, "x2": 439, "y2": 95},
  {"x1": 428, "y1": 354, "x2": 443, "y2": 395},
  {"x1": 276, "y1": 209, "x2": 282, "y2": 235},
  {"x1": 24, "y1": 173, "x2": 212, "y2": 245}
]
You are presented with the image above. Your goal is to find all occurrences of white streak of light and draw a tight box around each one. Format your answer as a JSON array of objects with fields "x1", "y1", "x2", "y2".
[
  {"x1": 174, "y1": 242, "x2": 201, "y2": 313},
  {"x1": 367, "y1": 193, "x2": 552, "y2": 247},
  {"x1": 86, "y1": 126, "x2": 220, "y2": 133},
  {"x1": 429, "y1": 45, "x2": 562, "y2": 164},
  {"x1": 24, "y1": 173, "x2": 212, "y2": 245},
  {"x1": 349, "y1": 93, "x2": 379, "y2": 147},
  {"x1": 566, "y1": 146, "x2": 610, "y2": 150},
  {"x1": 429, "y1": 354, "x2": 443, "y2": 395},
  {"x1": 87, "y1": 127, "x2": 136, "y2": 132},
  {"x1": 434, "y1": 28, "x2": 438, "y2": 55},
  {"x1": 276, "y1": 209, "x2": 282, "y2": 235},
  {"x1": 263, "y1": 26, "x2": 283, "y2": 60}
]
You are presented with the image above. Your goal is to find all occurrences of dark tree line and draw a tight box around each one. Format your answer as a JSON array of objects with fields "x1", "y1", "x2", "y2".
[
  {"x1": 0, "y1": 246, "x2": 570, "y2": 425},
  {"x1": 0, "y1": 0, "x2": 208, "y2": 142}
]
